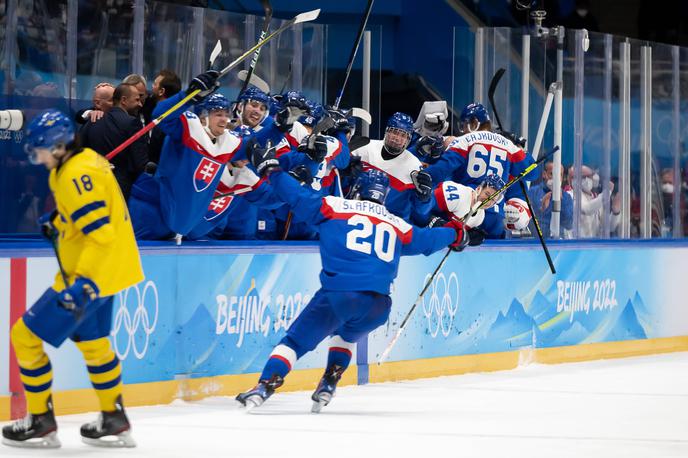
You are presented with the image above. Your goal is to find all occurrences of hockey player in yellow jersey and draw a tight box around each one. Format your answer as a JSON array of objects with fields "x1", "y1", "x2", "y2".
[{"x1": 2, "y1": 110, "x2": 144, "y2": 449}]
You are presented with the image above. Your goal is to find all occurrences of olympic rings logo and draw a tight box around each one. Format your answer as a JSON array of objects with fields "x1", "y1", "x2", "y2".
[
  {"x1": 421, "y1": 272, "x2": 459, "y2": 338},
  {"x1": 111, "y1": 280, "x2": 159, "y2": 360}
]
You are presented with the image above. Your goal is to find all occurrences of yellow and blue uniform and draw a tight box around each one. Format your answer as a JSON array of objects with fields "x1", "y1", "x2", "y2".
[{"x1": 12, "y1": 148, "x2": 143, "y2": 415}]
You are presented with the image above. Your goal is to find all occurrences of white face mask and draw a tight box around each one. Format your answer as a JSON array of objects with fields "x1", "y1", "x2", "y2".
[
  {"x1": 546, "y1": 179, "x2": 554, "y2": 190},
  {"x1": 581, "y1": 177, "x2": 594, "y2": 193},
  {"x1": 662, "y1": 183, "x2": 675, "y2": 194},
  {"x1": 592, "y1": 173, "x2": 600, "y2": 189}
]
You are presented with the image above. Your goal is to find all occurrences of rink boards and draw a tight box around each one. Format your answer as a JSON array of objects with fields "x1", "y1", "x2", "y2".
[{"x1": 2, "y1": 240, "x2": 688, "y2": 420}]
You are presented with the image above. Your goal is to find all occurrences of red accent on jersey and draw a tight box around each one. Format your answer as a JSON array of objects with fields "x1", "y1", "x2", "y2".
[
  {"x1": 361, "y1": 162, "x2": 415, "y2": 192},
  {"x1": 319, "y1": 199, "x2": 414, "y2": 244},
  {"x1": 180, "y1": 115, "x2": 237, "y2": 163},
  {"x1": 447, "y1": 145, "x2": 469, "y2": 158},
  {"x1": 325, "y1": 140, "x2": 343, "y2": 163},
  {"x1": 434, "y1": 186, "x2": 449, "y2": 213},
  {"x1": 285, "y1": 132, "x2": 300, "y2": 147}
]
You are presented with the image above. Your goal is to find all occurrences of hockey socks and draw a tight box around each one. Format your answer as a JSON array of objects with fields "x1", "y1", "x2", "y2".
[
  {"x1": 325, "y1": 335, "x2": 356, "y2": 371},
  {"x1": 76, "y1": 338, "x2": 122, "y2": 412},
  {"x1": 10, "y1": 319, "x2": 54, "y2": 415},
  {"x1": 259, "y1": 344, "x2": 297, "y2": 381}
]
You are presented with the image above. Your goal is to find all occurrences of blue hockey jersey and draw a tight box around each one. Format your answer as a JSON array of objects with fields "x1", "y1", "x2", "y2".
[{"x1": 268, "y1": 170, "x2": 456, "y2": 294}]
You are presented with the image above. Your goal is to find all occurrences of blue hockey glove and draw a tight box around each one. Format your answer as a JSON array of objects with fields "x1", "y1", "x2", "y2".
[
  {"x1": 248, "y1": 140, "x2": 280, "y2": 176},
  {"x1": 274, "y1": 94, "x2": 310, "y2": 133},
  {"x1": 59, "y1": 277, "x2": 99, "y2": 312},
  {"x1": 416, "y1": 135, "x2": 444, "y2": 161},
  {"x1": 37, "y1": 211, "x2": 59, "y2": 241},
  {"x1": 298, "y1": 134, "x2": 329, "y2": 163},
  {"x1": 288, "y1": 165, "x2": 313, "y2": 186},
  {"x1": 410, "y1": 169, "x2": 433, "y2": 202}
]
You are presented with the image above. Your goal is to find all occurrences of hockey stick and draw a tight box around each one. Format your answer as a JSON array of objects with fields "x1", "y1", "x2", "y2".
[
  {"x1": 234, "y1": 0, "x2": 272, "y2": 119},
  {"x1": 106, "y1": 8, "x2": 320, "y2": 161},
  {"x1": 241, "y1": 0, "x2": 272, "y2": 95},
  {"x1": 209, "y1": 39, "x2": 222, "y2": 69},
  {"x1": 377, "y1": 145, "x2": 559, "y2": 365},
  {"x1": 237, "y1": 69, "x2": 270, "y2": 94},
  {"x1": 487, "y1": 68, "x2": 555, "y2": 274},
  {"x1": 334, "y1": 0, "x2": 374, "y2": 109}
]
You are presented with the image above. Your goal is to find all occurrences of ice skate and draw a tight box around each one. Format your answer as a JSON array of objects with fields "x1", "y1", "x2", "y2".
[
  {"x1": 2, "y1": 397, "x2": 60, "y2": 448},
  {"x1": 80, "y1": 395, "x2": 136, "y2": 448},
  {"x1": 311, "y1": 365, "x2": 345, "y2": 413},
  {"x1": 236, "y1": 374, "x2": 284, "y2": 410}
]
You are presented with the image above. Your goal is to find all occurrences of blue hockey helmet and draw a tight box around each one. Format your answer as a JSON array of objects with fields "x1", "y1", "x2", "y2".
[
  {"x1": 384, "y1": 112, "x2": 414, "y2": 155},
  {"x1": 196, "y1": 93, "x2": 230, "y2": 115},
  {"x1": 459, "y1": 103, "x2": 490, "y2": 132},
  {"x1": 238, "y1": 86, "x2": 271, "y2": 108},
  {"x1": 24, "y1": 109, "x2": 74, "y2": 164},
  {"x1": 477, "y1": 173, "x2": 506, "y2": 206},
  {"x1": 352, "y1": 168, "x2": 390, "y2": 205}
]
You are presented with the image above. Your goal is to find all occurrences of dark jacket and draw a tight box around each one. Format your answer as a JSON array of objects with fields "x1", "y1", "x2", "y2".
[{"x1": 79, "y1": 107, "x2": 149, "y2": 200}]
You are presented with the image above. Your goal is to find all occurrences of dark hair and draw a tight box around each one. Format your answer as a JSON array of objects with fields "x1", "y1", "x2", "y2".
[
  {"x1": 156, "y1": 69, "x2": 181, "y2": 98},
  {"x1": 113, "y1": 83, "x2": 137, "y2": 104}
]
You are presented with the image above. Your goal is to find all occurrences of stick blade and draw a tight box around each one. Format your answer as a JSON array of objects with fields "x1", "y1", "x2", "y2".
[
  {"x1": 237, "y1": 70, "x2": 271, "y2": 94},
  {"x1": 347, "y1": 107, "x2": 372, "y2": 125},
  {"x1": 294, "y1": 9, "x2": 320, "y2": 24},
  {"x1": 209, "y1": 40, "x2": 222, "y2": 66},
  {"x1": 488, "y1": 67, "x2": 506, "y2": 98}
]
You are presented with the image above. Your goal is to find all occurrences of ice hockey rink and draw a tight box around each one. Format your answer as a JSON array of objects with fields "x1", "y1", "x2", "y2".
[{"x1": 1, "y1": 351, "x2": 686, "y2": 458}]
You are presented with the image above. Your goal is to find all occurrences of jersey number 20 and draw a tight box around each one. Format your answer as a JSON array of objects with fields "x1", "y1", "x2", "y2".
[{"x1": 346, "y1": 215, "x2": 396, "y2": 262}]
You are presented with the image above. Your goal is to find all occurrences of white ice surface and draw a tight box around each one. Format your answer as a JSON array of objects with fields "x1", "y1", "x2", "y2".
[{"x1": 2, "y1": 352, "x2": 687, "y2": 458}]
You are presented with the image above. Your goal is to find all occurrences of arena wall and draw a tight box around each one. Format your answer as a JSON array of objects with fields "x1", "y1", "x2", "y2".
[{"x1": 2, "y1": 240, "x2": 688, "y2": 420}]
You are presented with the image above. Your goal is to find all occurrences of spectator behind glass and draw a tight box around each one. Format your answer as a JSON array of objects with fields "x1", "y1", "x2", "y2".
[
  {"x1": 565, "y1": 164, "x2": 621, "y2": 238},
  {"x1": 528, "y1": 162, "x2": 574, "y2": 239},
  {"x1": 75, "y1": 82, "x2": 115, "y2": 125},
  {"x1": 79, "y1": 83, "x2": 148, "y2": 200},
  {"x1": 122, "y1": 73, "x2": 148, "y2": 121},
  {"x1": 146, "y1": 69, "x2": 182, "y2": 166}
]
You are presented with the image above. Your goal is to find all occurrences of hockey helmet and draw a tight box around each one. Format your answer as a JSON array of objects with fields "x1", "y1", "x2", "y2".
[
  {"x1": 352, "y1": 168, "x2": 390, "y2": 205},
  {"x1": 24, "y1": 109, "x2": 74, "y2": 164},
  {"x1": 476, "y1": 173, "x2": 506, "y2": 207},
  {"x1": 384, "y1": 112, "x2": 414, "y2": 155},
  {"x1": 196, "y1": 93, "x2": 230, "y2": 116},
  {"x1": 238, "y1": 86, "x2": 271, "y2": 108},
  {"x1": 459, "y1": 103, "x2": 490, "y2": 132}
]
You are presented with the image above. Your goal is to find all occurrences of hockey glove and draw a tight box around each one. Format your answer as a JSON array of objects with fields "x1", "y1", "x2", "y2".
[
  {"x1": 59, "y1": 277, "x2": 99, "y2": 312},
  {"x1": 444, "y1": 219, "x2": 469, "y2": 252},
  {"x1": 467, "y1": 227, "x2": 487, "y2": 247},
  {"x1": 298, "y1": 134, "x2": 329, "y2": 163},
  {"x1": 323, "y1": 106, "x2": 353, "y2": 136},
  {"x1": 186, "y1": 70, "x2": 220, "y2": 101},
  {"x1": 248, "y1": 140, "x2": 280, "y2": 176},
  {"x1": 274, "y1": 96, "x2": 310, "y2": 133},
  {"x1": 416, "y1": 135, "x2": 444, "y2": 161},
  {"x1": 288, "y1": 165, "x2": 313, "y2": 186},
  {"x1": 497, "y1": 129, "x2": 527, "y2": 149},
  {"x1": 504, "y1": 197, "x2": 532, "y2": 230},
  {"x1": 37, "y1": 211, "x2": 59, "y2": 241},
  {"x1": 410, "y1": 169, "x2": 433, "y2": 202},
  {"x1": 339, "y1": 155, "x2": 364, "y2": 180}
]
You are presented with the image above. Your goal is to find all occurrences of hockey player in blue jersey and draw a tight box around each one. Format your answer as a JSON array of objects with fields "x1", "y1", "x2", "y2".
[
  {"x1": 235, "y1": 142, "x2": 470, "y2": 412},
  {"x1": 127, "y1": 71, "x2": 286, "y2": 240},
  {"x1": 424, "y1": 103, "x2": 537, "y2": 238}
]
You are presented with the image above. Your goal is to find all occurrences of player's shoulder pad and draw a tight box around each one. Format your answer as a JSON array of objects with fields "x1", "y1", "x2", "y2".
[{"x1": 435, "y1": 180, "x2": 473, "y2": 217}]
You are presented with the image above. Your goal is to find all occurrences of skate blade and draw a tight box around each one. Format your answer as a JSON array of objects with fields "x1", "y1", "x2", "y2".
[
  {"x1": 82, "y1": 431, "x2": 136, "y2": 448},
  {"x1": 2, "y1": 431, "x2": 61, "y2": 448},
  {"x1": 244, "y1": 396, "x2": 264, "y2": 412},
  {"x1": 311, "y1": 393, "x2": 332, "y2": 413}
]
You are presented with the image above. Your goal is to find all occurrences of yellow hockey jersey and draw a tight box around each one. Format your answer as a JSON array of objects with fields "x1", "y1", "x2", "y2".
[{"x1": 49, "y1": 148, "x2": 144, "y2": 296}]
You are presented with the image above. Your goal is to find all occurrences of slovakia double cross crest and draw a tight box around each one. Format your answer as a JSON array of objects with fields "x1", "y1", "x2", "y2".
[{"x1": 194, "y1": 157, "x2": 221, "y2": 192}]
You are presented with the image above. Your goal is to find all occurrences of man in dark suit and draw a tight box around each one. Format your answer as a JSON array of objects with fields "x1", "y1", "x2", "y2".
[{"x1": 80, "y1": 83, "x2": 148, "y2": 200}]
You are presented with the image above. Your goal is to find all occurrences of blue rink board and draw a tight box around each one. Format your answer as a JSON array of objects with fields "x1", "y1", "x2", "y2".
[{"x1": 1, "y1": 239, "x2": 688, "y2": 393}]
